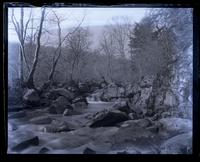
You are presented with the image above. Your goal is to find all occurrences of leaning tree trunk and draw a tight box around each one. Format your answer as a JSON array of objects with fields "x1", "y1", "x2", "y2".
[
  {"x1": 18, "y1": 46, "x2": 24, "y2": 85},
  {"x1": 19, "y1": 8, "x2": 30, "y2": 84},
  {"x1": 26, "y1": 8, "x2": 45, "y2": 89},
  {"x1": 48, "y1": 21, "x2": 62, "y2": 82}
]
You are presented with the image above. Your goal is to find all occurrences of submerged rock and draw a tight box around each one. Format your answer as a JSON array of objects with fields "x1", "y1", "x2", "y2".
[
  {"x1": 30, "y1": 116, "x2": 52, "y2": 124},
  {"x1": 8, "y1": 111, "x2": 26, "y2": 119},
  {"x1": 83, "y1": 147, "x2": 96, "y2": 154},
  {"x1": 117, "y1": 151, "x2": 128, "y2": 154},
  {"x1": 43, "y1": 120, "x2": 73, "y2": 133},
  {"x1": 11, "y1": 136, "x2": 39, "y2": 151},
  {"x1": 39, "y1": 147, "x2": 50, "y2": 154}
]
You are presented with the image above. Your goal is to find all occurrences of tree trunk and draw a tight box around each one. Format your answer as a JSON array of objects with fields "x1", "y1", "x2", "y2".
[
  {"x1": 19, "y1": 46, "x2": 23, "y2": 84},
  {"x1": 26, "y1": 8, "x2": 45, "y2": 89},
  {"x1": 48, "y1": 21, "x2": 62, "y2": 82}
]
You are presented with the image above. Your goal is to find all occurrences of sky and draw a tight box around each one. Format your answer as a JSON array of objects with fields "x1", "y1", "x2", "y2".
[{"x1": 8, "y1": 7, "x2": 148, "y2": 42}]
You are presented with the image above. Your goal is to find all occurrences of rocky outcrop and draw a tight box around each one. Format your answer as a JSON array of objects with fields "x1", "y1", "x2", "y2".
[{"x1": 126, "y1": 76, "x2": 154, "y2": 118}]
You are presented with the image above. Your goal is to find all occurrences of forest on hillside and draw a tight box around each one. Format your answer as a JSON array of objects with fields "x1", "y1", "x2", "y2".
[{"x1": 7, "y1": 7, "x2": 193, "y2": 154}]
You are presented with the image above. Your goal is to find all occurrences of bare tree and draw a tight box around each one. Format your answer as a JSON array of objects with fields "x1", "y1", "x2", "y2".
[
  {"x1": 109, "y1": 16, "x2": 131, "y2": 58},
  {"x1": 100, "y1": 30, "x2": 115, "y2": 82},
  {"x1": 11, "y1": 8, "x2": 32, "y2": 83},
  {"x1": 43, "y1": 12, "x2": 86, "y2": 85},
  {"x1": 47, "y1": 10, "x2": 65, "y2": 82},
  {"x1": 65, "y1": 27, "x2": 90, "y2": 83},
  {"x1": 99, "y1": 17, "x2": 132, "y2": 83}
]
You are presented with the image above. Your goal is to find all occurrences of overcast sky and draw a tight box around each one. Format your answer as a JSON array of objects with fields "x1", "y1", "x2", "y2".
[{"x1": 8, "y1": 7, "x2": 148, "y2": 42}]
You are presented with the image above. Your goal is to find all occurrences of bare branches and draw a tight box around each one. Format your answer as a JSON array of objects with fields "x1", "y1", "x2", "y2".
[
  {"x1": 11, "y1": 9, "x2": 20, "y2": 39},
  {"x1": 54, "y1": 14, "x2": 86, "y2": 54},
  {"x1": 11, "y1": 8, "x2": 32, "y2": 77},
  {"x1": 23, "y1": 8, "x2": 32, "y2": 41}
]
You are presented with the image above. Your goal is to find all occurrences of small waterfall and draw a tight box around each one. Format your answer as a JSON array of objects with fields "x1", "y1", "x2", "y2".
[{"x1": 86, "y1": 93, "x2": 101, "y2": 103}]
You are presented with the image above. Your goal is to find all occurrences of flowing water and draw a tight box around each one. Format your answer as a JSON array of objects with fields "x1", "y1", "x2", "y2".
[
  {"x1": 86, "y1": 95, "x2": 116, "y2": 113},
  {"x1": 86, "y1": 101, "x2": 115, "y2": 113}
]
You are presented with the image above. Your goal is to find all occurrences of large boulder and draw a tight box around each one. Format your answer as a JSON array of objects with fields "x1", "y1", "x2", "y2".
[
  {"x1": 111, "y1": 101, "x2": 131, "y2": 114},
  {"x1": 89, "y1": 110, "x2": 129, "y2": 127},
  {"x1": 48, "y1": 96, "x2": 73, "y2": 114},
  {"x1": 49, "y1": 88, "x2": 74, "y2": 100},
  {"x1": 23, "y1": 89, "x2": 40, "y2": 106},
  {"x1": 160, "y1": 132, "x2": 192, "y2": 154}
]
